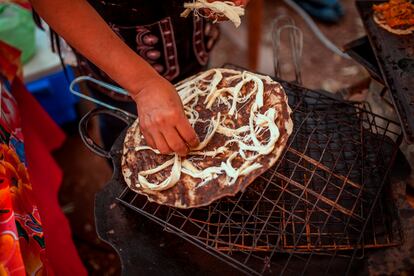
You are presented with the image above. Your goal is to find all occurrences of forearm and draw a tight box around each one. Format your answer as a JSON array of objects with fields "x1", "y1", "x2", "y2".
[{"x1": 30, "y1": 0, "x2": 158, "y2": 95}]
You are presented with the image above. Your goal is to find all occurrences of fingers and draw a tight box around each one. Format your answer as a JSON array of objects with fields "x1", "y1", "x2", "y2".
[
  {"x1": 151, "y1": 131, "x2": 172, "y2": 155},
  {"x1": 140, "y1": 128, "x2": 156, "y2": 149},
  {"x1": 203, "y1": 9, "x2": 226, "y2": 22},
  {"x1": 133, "y1": 78, "x2": 200, "y2": 156},
  {"x1": 143, "y1": 116, "x2": 198, "y2": 156},
  {"x1": 176, "y1": 117, "x2": 200, "y2": 148},
  {"x1": 162, "y1": 127, "x2": 189, "y2": 156},
  {"x1": 233, "y1": 0, "x2": 247, "y2": 6}
]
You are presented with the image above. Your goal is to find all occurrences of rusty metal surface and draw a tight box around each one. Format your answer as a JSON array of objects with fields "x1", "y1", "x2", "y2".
[
  {"x1": 109, "y1": 73, "x2": 403, "y2": 275},
  {"x1": 356, "y1": 0, "x2": 414, "y2": 143}
]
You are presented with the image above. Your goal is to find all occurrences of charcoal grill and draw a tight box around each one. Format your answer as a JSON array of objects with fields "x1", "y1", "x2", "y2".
[{"x1": 76, "y1": 66, "x2": 403, "y2": 275}]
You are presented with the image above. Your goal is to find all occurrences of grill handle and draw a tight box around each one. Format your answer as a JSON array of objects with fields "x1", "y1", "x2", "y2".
[
  {"x1": 79, "y1": 108, "x2": 133, "y2": 158},
  {"x1": 70, "y1": 76, "x2": 136, "y2": 117},
  {"x1": 272, "y1": 15, "x2": 303, "y2": 84}
]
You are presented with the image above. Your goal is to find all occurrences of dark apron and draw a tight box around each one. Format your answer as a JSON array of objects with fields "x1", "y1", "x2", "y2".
[{"x1": 76, "y1": 0, "x2": 220, "y2": 101}]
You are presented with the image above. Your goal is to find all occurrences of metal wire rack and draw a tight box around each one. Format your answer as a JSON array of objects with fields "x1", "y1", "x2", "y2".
[{"x1": 115, "y1": 77, "x2": 402, "y2": 275}]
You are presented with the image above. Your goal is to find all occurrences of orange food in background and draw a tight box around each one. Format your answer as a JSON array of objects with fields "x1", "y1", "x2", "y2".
[{"x1": 373, "y1": 0, "x2": 414, "y2": 29}]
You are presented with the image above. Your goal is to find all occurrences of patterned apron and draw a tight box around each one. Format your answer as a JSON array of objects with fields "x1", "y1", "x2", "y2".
[{"x1": 76, "y1": 0, "x2": 220, "y2": 101}]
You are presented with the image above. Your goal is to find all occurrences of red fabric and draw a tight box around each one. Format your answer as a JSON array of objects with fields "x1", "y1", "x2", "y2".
[
  {"x1": 0, "y1": 39, "x2": 86, "y2": 275},
  {"x1": 11, "y1": 79, "x2": 87, "y2": 276}
]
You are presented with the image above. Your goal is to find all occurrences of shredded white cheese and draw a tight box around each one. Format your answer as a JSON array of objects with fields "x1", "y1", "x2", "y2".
[
  {"x1": 181, "y1": 0, "x2": 245, "y2": 28},
  {"x1": 138, "y1": 155, "x2": 182, "y2": 191},
  {"x1": 133, "y1": 69, "x2": 281, "y2": 192},
  {"x1": 192, "y1": 112, "x2": 221, "y2": 151}
]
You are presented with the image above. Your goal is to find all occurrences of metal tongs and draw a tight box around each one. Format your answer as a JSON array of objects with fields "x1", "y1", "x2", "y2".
[{"x1": 271, "y1": 15, "x2": 303, "y2": 85}]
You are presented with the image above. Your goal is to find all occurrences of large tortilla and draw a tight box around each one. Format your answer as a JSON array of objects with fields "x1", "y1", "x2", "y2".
[{"x1": 121, "y1": 68, "x2": 293, "y2": 208}]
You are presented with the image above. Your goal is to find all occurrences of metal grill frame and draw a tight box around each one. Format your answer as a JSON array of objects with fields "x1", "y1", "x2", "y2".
[{"x1": 116, "y1": 77, "x2": 403, "y2": 275}]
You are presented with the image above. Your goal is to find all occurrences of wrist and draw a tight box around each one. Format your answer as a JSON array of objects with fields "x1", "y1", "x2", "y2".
[
  {"x1": 104, "y1": 51, "x2": 161, "y2": 99},
  {"x1": 128, "y1": 72, "x2": 166, "y2": 103}
]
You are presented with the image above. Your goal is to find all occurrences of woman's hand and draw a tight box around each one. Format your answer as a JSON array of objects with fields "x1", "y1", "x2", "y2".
[
  {"x1": 30, "y1": 0, "x2": 200, "y2": 156},
  {"x1": 210, "y1": 0, "x2": 249, "y2": 7},
  {"x1": 132, "y1": 76, "x2": 200, "y2": 156},
  {"x1": 232, "y1": 0, "x2": 249, "y2": 6}
]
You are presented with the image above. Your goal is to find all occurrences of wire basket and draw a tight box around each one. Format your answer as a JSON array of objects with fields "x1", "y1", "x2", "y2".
[{"x1": 117, "y1": 77, "x2": 402, "y2": 275}]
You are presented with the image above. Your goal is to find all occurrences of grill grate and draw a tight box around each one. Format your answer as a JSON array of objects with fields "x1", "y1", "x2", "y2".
[{"x1": 116, "y1": 77, "x2": 402, "y2": 275}]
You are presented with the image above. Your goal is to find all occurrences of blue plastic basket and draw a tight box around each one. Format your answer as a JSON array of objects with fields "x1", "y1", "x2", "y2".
[{"x1": 26, "y1": 66, "x2": 79, "y2": 125}]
